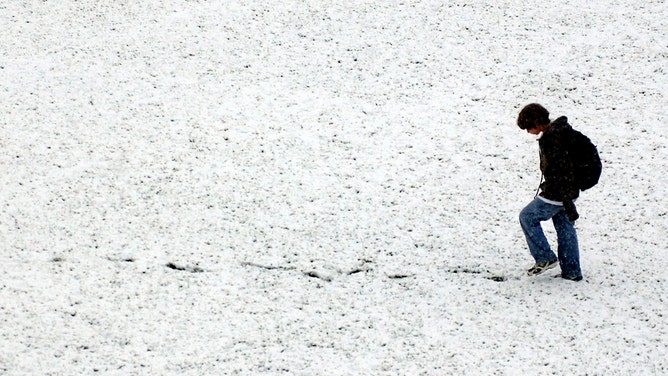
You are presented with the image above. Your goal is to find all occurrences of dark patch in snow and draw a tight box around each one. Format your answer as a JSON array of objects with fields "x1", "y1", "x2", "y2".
[
  {"x1": 486, "y1": 275, "x2": 508, "y2": 282},
  {"x1": 448, "y1": 266, "x2": 508, "y2": 282},
  {"x1": 447, "y1": 266, "x2": 486, "y2": 275},
  {"x1": 387, "y1": 274, "x2": 412, "y2": 279},
  {"x1": 347, "y1": 268, "x2": 366, "y2": 275},
  {"x1": 241, "y1": 262, "x2": 296, "y2": 272},
  {"x1": 166, "y1": 262, "x2": 204, "y2": 273},
  {"x1": 304, "y1": 271, "x2": 332, "y2": 282},
  {"x1": 243, "y1": 261, "x2": 371, "y2": 281}
]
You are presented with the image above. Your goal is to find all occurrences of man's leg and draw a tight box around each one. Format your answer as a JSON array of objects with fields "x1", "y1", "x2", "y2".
[
  {"x1": 519, "y1": 198, "x2": 561, "y2": 264},
  {"x1": 553, "y1": 212, "x2": 582, "y2": 278}
]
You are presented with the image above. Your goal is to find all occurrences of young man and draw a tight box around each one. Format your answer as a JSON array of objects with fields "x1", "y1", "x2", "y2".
[{"x1": 517, "y1": 103, "x2": 583, "y2": 281}]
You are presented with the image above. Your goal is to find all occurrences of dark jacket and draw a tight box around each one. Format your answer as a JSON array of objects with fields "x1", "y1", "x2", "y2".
[{"x1": 538, "y1": 116, "x2": 580, "y2": 205}]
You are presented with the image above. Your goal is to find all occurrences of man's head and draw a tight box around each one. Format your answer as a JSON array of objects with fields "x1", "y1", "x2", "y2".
[{"x1": 517, "y1": 103, "x2": 550, "y2": 134}]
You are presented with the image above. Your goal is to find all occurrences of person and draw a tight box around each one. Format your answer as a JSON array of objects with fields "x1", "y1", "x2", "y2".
[{"x1": 516, "y1": 103, "x2": 583, "y2": 281}]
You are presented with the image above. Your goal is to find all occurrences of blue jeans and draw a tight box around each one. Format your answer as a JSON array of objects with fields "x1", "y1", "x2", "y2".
[{"x1": 519, "y1": 198, "x2": 582, "y2": 277}]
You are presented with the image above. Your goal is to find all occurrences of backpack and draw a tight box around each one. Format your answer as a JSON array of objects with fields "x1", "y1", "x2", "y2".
[{"x1": 568, "y1": 130, "x2": 602, "y2": 191}]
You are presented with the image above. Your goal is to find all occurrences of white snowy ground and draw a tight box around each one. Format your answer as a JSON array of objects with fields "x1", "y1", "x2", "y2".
[{"x1": 1, "y1": 0, "x2": 666, "y2": 374}]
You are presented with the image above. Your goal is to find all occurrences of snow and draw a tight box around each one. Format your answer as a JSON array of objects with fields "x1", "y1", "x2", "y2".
[{"x1": 1, "y1": 0, "x2": 666, "y2": 374}]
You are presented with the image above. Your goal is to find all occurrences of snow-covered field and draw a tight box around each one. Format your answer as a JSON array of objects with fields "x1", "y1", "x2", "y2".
[{"x1": 1, "y1": 0, "x2": 666, "y2": 374}]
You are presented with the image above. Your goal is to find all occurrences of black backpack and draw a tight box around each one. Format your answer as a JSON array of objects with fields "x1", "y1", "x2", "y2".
[{"x1": 568, "y1": 130, "x2": 602, "y2": 191}]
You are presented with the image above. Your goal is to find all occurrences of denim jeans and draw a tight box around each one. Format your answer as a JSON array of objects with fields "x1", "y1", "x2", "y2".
[{"x1": 519, "y1": 197, "x2": 582, "y2": 277}]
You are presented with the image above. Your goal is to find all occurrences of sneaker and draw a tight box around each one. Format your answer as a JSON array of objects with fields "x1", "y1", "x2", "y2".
[
  {"x1": 527, "y1": 259, "x2": 559, "y2": 276},
  {"x1": 559, "y1": 274, "x2": 583, "y2": 281}
]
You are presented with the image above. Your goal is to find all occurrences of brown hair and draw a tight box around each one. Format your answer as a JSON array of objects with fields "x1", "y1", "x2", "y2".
[{"x1": 517, "y1": 103, "x2": 550, "y2": 130}]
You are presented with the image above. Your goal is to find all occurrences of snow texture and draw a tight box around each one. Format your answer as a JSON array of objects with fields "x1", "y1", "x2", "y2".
[{"x1": 1, "y1": 0, "x2": 666, "y2": 375}]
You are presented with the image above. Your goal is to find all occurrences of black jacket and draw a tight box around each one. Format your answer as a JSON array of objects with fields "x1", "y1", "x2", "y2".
[{"x1": 538, "y1": 116, "x2": 580, "y2": 205}]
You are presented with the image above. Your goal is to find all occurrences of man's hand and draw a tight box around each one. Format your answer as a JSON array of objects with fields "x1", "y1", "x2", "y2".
[{"x1": 564, "y1": 200, "x2": 579, "y2": 222}]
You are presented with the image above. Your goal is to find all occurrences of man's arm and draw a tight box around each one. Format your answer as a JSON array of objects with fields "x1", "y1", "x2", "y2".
[{"x1": 544, "y1": 132, "x2": 580, "y2": 221}]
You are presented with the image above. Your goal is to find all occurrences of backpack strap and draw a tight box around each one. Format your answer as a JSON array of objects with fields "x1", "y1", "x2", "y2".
[{"x1": 534, "y1": 173, "x2": 543, "y2": 198}]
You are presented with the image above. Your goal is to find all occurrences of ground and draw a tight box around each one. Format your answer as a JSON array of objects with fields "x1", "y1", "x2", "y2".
[{"x1": 1, "y1": 1, "x2": 666, "y2": 374}]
